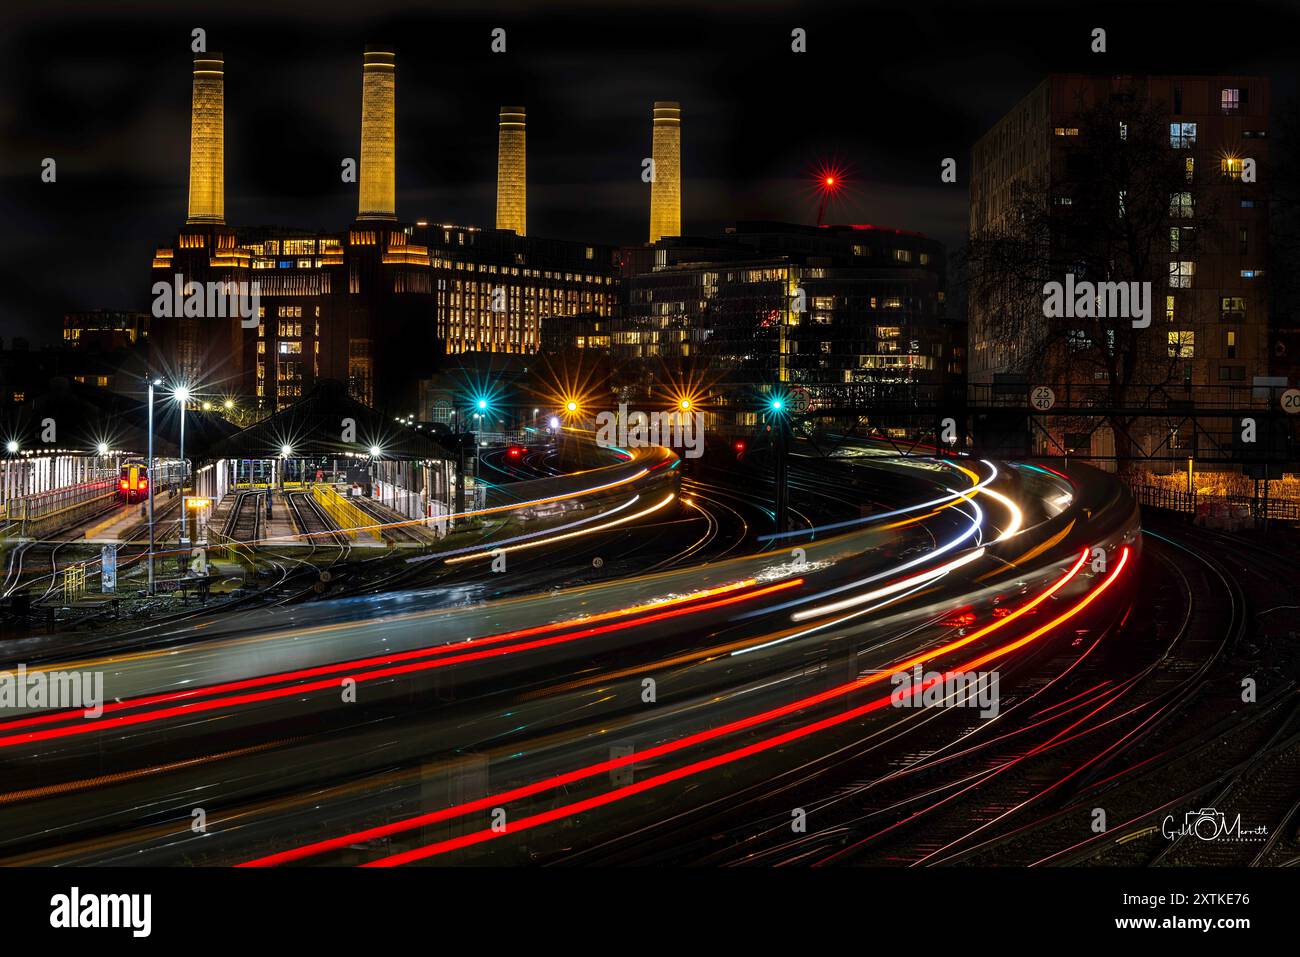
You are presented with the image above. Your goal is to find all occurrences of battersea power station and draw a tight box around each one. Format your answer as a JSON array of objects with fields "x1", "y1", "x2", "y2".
[{"x1": 150, "y1": 47, "x2": 619, "y2": 415}]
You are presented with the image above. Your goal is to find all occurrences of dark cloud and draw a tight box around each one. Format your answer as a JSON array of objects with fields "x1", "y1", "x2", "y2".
[{"x1": 1, "y1": 0, "x2": 1298, "y2": 342}]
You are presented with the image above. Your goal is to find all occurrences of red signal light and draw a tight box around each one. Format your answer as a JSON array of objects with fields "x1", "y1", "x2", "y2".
[{"x1": 508, "y1": 446, "x2": 522, "y2": 458}]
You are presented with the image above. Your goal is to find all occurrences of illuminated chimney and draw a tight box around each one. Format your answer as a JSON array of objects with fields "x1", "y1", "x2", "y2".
[
  {"x1": 649, "y1": 101, "x2": 681, "y2": 242},
  {"x1": 358, "y1": 47, "x2": 397, "y2": 221},
  {"x1": 186, "y1": 53, "x2": 225, "y2": 224},
  {"x1": 495, "y1": 106, "x2": 527, "y2": 235}
]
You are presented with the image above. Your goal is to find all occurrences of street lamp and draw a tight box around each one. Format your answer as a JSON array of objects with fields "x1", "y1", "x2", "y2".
[
  {"x1": 146, "y1": 377, "x2": 160, "y2": 594},
  {"x1": 766, "y1": 393, "x2": 790, "y2": 536},
  {"x1": 5, "y1": 440, "x2": 17, "y2": 454},
  {"x1": 173, "y1": 386, "x2": 192, "y2": 545}
]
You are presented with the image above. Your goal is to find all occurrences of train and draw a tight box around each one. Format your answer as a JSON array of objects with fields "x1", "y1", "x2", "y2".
[{"x1": 118, "y1": 460, "x2": 184, "y2": 503}]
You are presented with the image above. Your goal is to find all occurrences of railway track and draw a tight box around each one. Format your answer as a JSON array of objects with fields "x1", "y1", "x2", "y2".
[
  {"x1": 285, "y1": 491, "x2": 350, "y2": 560},
  {"x1": 226, "y1": 490, "x2": 264, "y2": 544}
]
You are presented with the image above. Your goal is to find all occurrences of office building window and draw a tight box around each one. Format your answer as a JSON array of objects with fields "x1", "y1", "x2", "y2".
[
  {"x1": 1167, "y1": 330, "x2": 1194, "y2": 359},
  {"x1": 1170, "y1": 122, "x2": 1197, "y2": 148}
]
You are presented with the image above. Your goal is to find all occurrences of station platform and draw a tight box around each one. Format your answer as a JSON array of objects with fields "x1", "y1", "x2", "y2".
[
  {"x1": 205, "y1": 487, "x2": 389, "y2": 550},
  {"x1": 82, "y1": 504, "x2": 143, "y2": 544}
]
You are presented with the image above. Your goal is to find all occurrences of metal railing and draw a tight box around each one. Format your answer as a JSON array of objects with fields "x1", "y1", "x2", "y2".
[
  {"x1": 6, "y1": 480, "x2": 117, "y2": 538},
  {"x1": 1132, "y1": 484, "x2": 1300, "y2": 523},
  {"x1": 310, "y1": 485, "x2": 368, "y2": 541}
]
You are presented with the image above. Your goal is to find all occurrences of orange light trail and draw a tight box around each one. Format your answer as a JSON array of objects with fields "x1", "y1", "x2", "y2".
[
  {"x1": 241, "y1": 546, "x2": 1116, "y2": 867},
  {"x1": 0, "y1": 577, "x2": 801, "y2": 748}
]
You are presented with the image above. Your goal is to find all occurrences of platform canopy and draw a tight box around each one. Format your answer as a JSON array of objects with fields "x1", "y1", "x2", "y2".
[
  {"x1": 0, "y1": 376, "x2": 237, "y2": 458},
  {"x1": 202, "y1": 379, "x2": 453, "y2": 463}
]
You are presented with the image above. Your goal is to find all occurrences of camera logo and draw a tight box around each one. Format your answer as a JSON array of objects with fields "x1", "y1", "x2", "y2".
[{"x1": 1160, "y1": 807, "x2": 1268, "y2": 842}]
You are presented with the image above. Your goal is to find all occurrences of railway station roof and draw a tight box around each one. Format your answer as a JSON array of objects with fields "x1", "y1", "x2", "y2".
[
  {"x1": 0, "y1": 376, "x2": 238, "y2": 458},
  {"x1": 202, "y1": 379, "x2": 453, "y2": 463}
]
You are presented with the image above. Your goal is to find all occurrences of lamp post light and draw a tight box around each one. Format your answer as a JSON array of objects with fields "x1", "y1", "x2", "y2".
[
  {"x1": 146, "y1": 377, "x2": 160, "y2": 595},
  {"x1": 767, "y1": 393, "x2": 790, "y2": 536},
  {"x1": 173, "y1": 386, "x2": 192, "y2": 546}
]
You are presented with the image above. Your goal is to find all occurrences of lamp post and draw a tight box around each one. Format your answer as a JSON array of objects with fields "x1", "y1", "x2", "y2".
[
  {"x1": 146, "y1": 377, "x2": 159, "y2": 595},
  {"x1": 768, "y1": 395, "x2": 790, "y2": 536},
  {"x1": 173, "y1": 386, "x2": 192, "y2": 546}
]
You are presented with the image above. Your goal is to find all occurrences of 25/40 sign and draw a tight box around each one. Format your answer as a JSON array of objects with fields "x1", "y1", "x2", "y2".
[{"x1": 1030, "y1": 386, "x2": 1056, "y2": 412}]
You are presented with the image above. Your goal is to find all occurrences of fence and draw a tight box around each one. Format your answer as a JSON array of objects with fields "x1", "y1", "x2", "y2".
[
  {"x1": 1132, "y1": 484, "x2": 1300, "y2": 524},
  {"x1": 311, "y1": 484, "x2": 369, "y2": 540},
  {"x1": 6, "y1": 480, "x2": 116, "y2": 538}
]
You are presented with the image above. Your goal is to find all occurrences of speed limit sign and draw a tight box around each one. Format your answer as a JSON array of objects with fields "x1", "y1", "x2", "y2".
[
  {"x1": 1282, "y1": 388, "x2": 1300, "y2": 415},
  {"x1": 787, "y1": 387, "x2": 811, "y2": 414},
  {"x1": 1030, "y1": 386, "x2": 1056, "y2": 412}
]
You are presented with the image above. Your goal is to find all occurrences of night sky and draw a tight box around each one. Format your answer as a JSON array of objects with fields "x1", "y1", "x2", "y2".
[{"x1": 2, "y1": 0, "x2": 1298, "y2": 343}]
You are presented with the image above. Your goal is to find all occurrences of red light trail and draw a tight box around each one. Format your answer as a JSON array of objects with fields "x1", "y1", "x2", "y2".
[
  {"x1": 241, "y1": 546, "x2": 1124, "y2": 867},
  {"x1": 0, "y1": 578, "x2": 803, "y2": 749}
]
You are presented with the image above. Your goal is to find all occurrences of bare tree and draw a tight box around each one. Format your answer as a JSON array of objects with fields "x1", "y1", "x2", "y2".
[{"x1": 967, "y1": 95, "x2": 1222, "y2": 472}]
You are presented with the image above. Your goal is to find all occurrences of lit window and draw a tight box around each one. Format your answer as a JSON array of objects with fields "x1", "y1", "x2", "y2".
[
  {"x1": 1170, "y1": 192, "x2": 1194, "y2": 218},
  {"x1": 1221, "y1": 88, "x2": 1242, "y2": 112},
  {"x1": 1221, "y1": 156, "x2": 1244, "y2": 180},
  {"x1": 1167, "y1": 331, "x2": 1195, "y2": 359},
  {"x1": 1170, "y1": 123, "x2": 1197, "y2": 148},
  {"x1": 1170, "y1": 261, "x2": 1195, "y2": 288}
]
